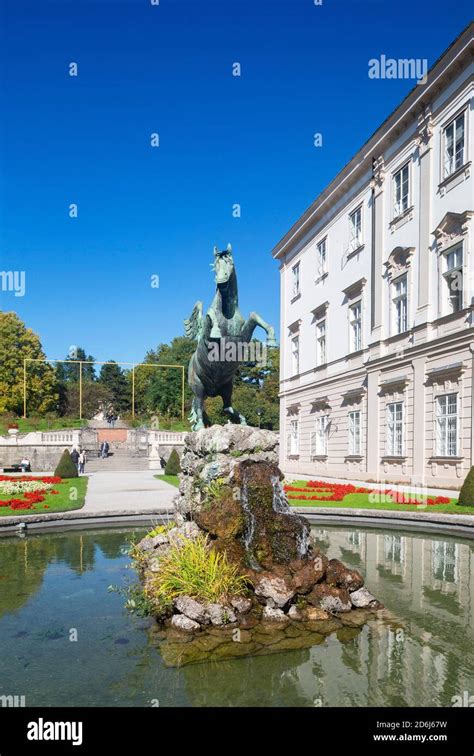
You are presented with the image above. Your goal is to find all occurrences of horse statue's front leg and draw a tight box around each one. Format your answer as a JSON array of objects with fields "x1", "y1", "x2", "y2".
[{"x1": 242, "y1": 311, "x2": 277, "y2": 347}]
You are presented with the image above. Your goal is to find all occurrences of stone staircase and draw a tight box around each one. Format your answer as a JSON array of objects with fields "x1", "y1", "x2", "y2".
[{"x1": 86, "y1": 445, "x2": 149, "y2": 472}]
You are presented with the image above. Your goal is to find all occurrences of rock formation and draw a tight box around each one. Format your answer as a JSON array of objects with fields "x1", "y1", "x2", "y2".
[{"x1": 133, "y1": 424, "x2": 382, "y2": 665}]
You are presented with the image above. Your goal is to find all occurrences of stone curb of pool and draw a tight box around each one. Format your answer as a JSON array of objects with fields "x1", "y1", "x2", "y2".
[{"x1": 0, "y1": 505, "x2": 473, "y2": 538}]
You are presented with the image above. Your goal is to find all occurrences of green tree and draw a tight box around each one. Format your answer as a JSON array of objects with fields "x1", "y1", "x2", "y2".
[
  {"x1": 54, "y1": 449, "x2": 79, "y2": 478},
  {"x1": 98, "y1": 361, "x2": 130, "y2": 414},
  {"x1": 64, "y1": 381, "x2": 113, "y2": 419},
  {"x1": 55, "y1": 346, "x2": 96, "y2": 384},
  {"x1": 165, "y1": 448, "x2": 181, "y2": 475},
  {"x1": 458, "y1": 466, "x2": 474, "y2": 507},
  {"x1": 204, "y1": 346, "x2": 279, "y2": 429},
  {"x1": 55, "y1": 346, "x2": 96, "y2": 416},
  {"x1": 0, "y1": 312, "x2": 58, "y2": 415},
  {"x1": 134, "y1": 337, "x2": 196, "y2": 418}
]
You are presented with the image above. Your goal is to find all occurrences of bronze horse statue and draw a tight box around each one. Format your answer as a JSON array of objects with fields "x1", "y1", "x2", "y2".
[{"x1": 185, "y1": 244, "x2": 277, "y2": 430}]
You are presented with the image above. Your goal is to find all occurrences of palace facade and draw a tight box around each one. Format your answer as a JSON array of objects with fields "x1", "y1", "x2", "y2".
[{"x1": 273, "y1": 23, "x2": 474, "y2": 489}]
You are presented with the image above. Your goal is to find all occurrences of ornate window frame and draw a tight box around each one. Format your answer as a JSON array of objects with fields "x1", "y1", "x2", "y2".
[
  {"x1": 433, "y1": 211, "x2": 472, "y2": 316},
  {"x1": 384, "y1": 247, "x2": 414, "y2": 337}
]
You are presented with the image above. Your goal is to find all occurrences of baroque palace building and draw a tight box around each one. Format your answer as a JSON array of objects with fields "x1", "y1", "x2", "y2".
[{"x1": 273, "y1": 23, "x2": 474, "y2": 489}]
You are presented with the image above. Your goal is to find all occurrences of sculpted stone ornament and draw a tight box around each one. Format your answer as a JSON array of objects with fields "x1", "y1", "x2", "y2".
[{"x1": 185, "y1": 244, "x2": 277, "y2": 430}]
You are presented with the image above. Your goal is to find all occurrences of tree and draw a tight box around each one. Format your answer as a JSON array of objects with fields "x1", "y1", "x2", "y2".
[
  {"x1": 134, "y1": 337, "x2": 196, "y2": 418},
  {"x1": 0, "y1": 312, "x2": 58, "y2": 415},
  {"x1": 165, "y1": 448, "x2": 181, "y2": 475},
  {"x1": 98, "y1": 361, "x2": 130, "y2": 414},
  {"x1": 457, "y1": 466, "x2": 474, "y2": 507},
  {"x1": 64, "y1": 381, "x2": 113, "y2": 419},
  {"x1": 54, "y1": 449, "x2": 78, "y2": 478},
  {"x1": 206, "y1": 382, "x2": 279, "y2": 429},
  {"x1": 55, "y1": 346, "x2": 96, "y2": 416},
  {"x1": 55, "y1": 347, "x2": 96, "y2": 384},
  {"x1": 205, "y1": 345, "x2": 280, "y2": 429}
]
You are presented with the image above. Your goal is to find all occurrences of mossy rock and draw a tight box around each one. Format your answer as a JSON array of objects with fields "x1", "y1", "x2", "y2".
[
  {"x1": 211, "y1": 641, "x2": 259, "y2": 659},
  {"x1": 269, "y1": 634, "x2": 324, "y2": 652},
  {"x1": 337, "y1": 609, "x2": 370, "y2": 628},
  {"x1": 284, "y1": 623, "x2": 306, "y2": 638},
  {"x1": 304, "y1": 618, "x2": 342, "y2": 635},
  {"x1": 195, "y1": 490, "x2": 245, "y2": 539},
  {"x1": 336, "y1": 626, "x2": 363, "y2": 644},
  {"x1": 195, "y1": 634, "x2": 228, "y2": 652},
  {"x1": 251, "y1": 630, "x2": 287, "y2": 646}
]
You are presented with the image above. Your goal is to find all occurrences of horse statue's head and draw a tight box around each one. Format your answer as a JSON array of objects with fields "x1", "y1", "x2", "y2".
[{"x1": 212, "y1": 243, "x2": 234, "y2": 288}]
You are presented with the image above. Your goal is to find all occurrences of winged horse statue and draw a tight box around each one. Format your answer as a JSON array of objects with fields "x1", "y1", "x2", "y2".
[{"x1": 184, "y1": 244, "x2": 277, "y2": 430}]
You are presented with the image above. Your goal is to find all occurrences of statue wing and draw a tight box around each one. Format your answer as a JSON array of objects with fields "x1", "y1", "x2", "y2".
[{"x1": 184, "y1": 301, "x2": 204, "y2": 340}]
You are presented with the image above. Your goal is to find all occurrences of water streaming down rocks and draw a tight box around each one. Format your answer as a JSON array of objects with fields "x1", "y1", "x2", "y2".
[{"x1": 134, "y1": 424, "x2": 383, "y2": 663}]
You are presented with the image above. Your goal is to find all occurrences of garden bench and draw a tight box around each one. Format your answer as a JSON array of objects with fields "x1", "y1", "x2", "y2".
[{"x1": 1, "y1": 463, "x2": 30, "y2": 473}]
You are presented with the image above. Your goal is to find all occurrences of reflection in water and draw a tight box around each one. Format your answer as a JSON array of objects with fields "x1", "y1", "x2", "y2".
[{"x1": 0, "y1": 525, "x2": 472, "y2": 707}]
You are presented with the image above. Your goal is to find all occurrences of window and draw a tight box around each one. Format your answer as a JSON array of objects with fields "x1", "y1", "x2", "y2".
[
  {"x1": 317, "y1": 238, "x2": 327, "y2": 277},
  {"x1": 384, "y1": 534, "x2": 405, "y2": 565},
  {"x1": 348, "y1": 411, "x2": 361, "y2": 455},
  {"x1": 436, "y1": 393, "x2": 458, "y2": 457},
  {"x1": 443, "y1": 112, "x2": 465, "y2": 179},
  {"x1": 386, "y1": 402, "x2": 404, "y2": 456},
  {"x1": 443, "y1": 244, "x2": 463, "y2": 313},
  {"x1": 314, "y1": 415, "x2": 329, "y2": 455},
  {"x1": 432, "y1": 540, "x2": 458, "y2": 583},
  {"x1": 292, "y1": 263, "x2": 300, "y2": 297},
  {"x1": 393, "y1": 163, "x2": 409, "y2": 217},
  {"x1": 349, "y1": 301, "x2": 362, "y2": 352},
  {"x1": 392, "y1": 275, "x2": 408, "y2": 334},
  {"x1": 289, "y1": 419, "x2": 299, "y2": 456},
  {"x1": 291, "y1": 335, "x2": 299, "y2": 376},
  {"x1": 316, "y1": 318, "x2": 326, "y2": 366},
  {"x1": 349, "y1": 206, "x2": 362, "y2": 252}
]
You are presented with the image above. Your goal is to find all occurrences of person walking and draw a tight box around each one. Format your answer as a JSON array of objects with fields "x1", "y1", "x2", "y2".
[
  {"x1": 71, "y1": 447, "x2": 80, "y2": 471},
  {"x1": 78, "y1": 449, "x2": 87, "y2": 475}
]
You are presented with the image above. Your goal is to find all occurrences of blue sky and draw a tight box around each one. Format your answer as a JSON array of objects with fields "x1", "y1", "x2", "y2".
[{"x1": 0, "y1": 0, "x2": 472, "y2": 365}]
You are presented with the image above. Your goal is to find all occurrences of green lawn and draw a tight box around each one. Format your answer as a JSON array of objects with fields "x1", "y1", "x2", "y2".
[
  {"x1": 0, "y1": 477, "x2": 88, "y2": 517},
  {"x1": 0, "y1": 416, "x2": 84, "y2": 435},
  {"x1": 156, "y1": 474, "x2": 180, "y2": 488},
  {"x1": 286, "y1": 480, "x2": 474, "y2": 516}
]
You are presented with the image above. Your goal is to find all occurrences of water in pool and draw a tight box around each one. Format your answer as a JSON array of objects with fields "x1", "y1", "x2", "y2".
[{"x1": 0, "y1": 525, "x2": 472, "y2": 707}]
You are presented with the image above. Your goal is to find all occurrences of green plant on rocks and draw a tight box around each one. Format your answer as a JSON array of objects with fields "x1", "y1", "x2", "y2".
[
  {"x1": 147, "y1": 521, "x2": 176, "y2": 537},
  {"x1": 146, "y1": 532, "x2": 249, "y2": 605}
]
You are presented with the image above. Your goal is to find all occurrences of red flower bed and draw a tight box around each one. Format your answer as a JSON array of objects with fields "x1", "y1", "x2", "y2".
[
  {"x1": 0, "y1": 477, "x2": 62, "y2": 511},
  {"x1": 0, "y1": 475, "x2": 61, "y2": 484},
  {"x1": 285, "y1": 480, "x2": 451, "y2": 507}
]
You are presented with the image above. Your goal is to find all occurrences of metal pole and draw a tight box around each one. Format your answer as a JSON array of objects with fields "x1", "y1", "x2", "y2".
[
  {"x1": 23, "y1": 359, "x2": 27, "y2": 418},
  {"x1": 79, "y1": 361, "x2": 83, "y2": 420},
  {"x1": 181, "y1": 366, "x2": 185, "y2": 422},
  {"x1": 132, "y1": 365, "x2": 135, "y2": 419}
]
